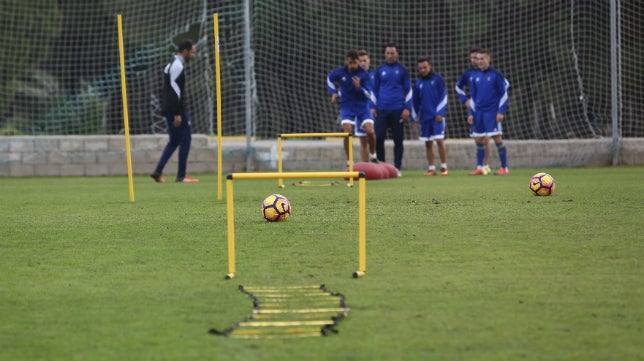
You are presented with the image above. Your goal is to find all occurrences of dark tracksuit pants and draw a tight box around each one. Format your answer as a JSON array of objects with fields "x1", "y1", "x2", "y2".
[
  {"x1": 154, "y1": 112, "x2": 192, "y2": 180},
  {"x1": 375, "y1": 109, "x2": 405, "y2": 170}
]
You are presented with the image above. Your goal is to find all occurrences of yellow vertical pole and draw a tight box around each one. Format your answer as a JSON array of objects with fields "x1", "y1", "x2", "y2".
[
  {"x1": 277, "y1": 136, "x2": 284, "y2": 187},
  {"x1": 213, "y1": 13, "x2": 223, "y2": 201},
  {"x1": 226, "y1": 177, "x2": 235, "y2": 279},
  {"x1": 354, "y1": 176, "x2": 366, "y2": 277},
  {"x1": 348, "y1": 135, "x2": 354, "y2": 187},
  {"x1": 117, "y1": 14, "x2": 135, "y2": 203}
]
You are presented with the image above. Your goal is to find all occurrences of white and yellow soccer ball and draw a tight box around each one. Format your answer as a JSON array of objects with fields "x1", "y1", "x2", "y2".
[
  {"x1": 529, "y1": 172, "x2": 556, "y2": 196},
  {"x1": 261, "y1": 194, "x2": 291, "y2": 222}
]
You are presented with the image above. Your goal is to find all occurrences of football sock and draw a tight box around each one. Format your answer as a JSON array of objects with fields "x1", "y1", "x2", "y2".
[
  {"x1": 428, "y1": 165, "x2": 436, "y2": 171},
  {"x1": 441, "y1": 163, "x2": 447, "y2": 169},
  {"x1": 496, "y1": 142, "x2": 508, "y2": 168},
  {"x1": 476, "y1": 143, "x2": 485, "y2": 166}
]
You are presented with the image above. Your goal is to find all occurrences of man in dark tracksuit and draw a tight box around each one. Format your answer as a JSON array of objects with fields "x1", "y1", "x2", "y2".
[
  {"x1": 371, "y1": 43, "x2": 412, "y2": 176},
  {"x1": 150, "y1": 40, "x2": 199, "y2": 183}
]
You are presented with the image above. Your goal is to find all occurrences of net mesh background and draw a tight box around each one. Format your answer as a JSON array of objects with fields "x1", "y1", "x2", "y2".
[{"x1": 0, "y1": 0, "x2": 640, "y2": 140}]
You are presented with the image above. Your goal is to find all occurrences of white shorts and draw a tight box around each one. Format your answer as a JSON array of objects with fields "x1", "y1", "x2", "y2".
[{"x1": 341, "y1": 118, "x2": 374, "y2": 137}]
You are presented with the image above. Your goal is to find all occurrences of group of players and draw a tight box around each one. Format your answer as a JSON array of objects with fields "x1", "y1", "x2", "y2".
[
  {"x1": 151, "y1": 41, "x2": 509, "y2": 184},
  {"x1": 326, "y1": 44, "x2": 510, "y2": 177}
]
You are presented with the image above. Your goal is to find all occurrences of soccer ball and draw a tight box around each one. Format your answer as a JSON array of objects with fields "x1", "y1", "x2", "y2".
[
  {"x1": 261, "y1": 194, "x2": 291, "y2": 222},
  {"x1": 529, "y1": 172, "x2": 556, "y2": 196}
]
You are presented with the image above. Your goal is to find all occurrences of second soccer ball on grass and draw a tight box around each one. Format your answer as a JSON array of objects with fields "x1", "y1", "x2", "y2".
[
  {"x1": 529, "y1": 172, "x2": 556, "y2": 196},
  {"x1": 262, "y1": 194, "x2": 291, "y2": 222}
]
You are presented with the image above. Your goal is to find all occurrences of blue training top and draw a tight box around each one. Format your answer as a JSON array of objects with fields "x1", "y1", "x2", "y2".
[
  {"x1": 326, "y1": 66, "x2": 376, "y2": 113},
  {"x1": 412, "y1": 72, "x2": 447, "y2": 122},
  {"x1": 470, "y1": 66, "x2": 509, "y2": 114},
  {"x1": 455, "y1": 67, "x2": 478, "y2": 105},
  {"x1": 372, "y1": 61, "x2": 412, "y2": 111}
]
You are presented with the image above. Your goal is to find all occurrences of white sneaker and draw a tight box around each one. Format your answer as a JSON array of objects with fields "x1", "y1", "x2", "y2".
[{"x1": 397, "y1": 169, "x2": 402, "y2": 177}]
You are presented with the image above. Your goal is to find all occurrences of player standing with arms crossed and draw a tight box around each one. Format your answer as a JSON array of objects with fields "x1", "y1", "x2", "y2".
[
  {"x1": 327, "y1": 50, "x2": 378, "y2": 164},
  {"x1": 469, "y1": 48, "x2": 510, "y2": 175},
  {"x1": 412, "y1": 58, "x2": 448, "y2": 176}
]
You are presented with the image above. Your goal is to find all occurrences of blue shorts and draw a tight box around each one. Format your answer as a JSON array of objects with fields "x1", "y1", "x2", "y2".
[
  {"x1": 472, "y1": 111, "x2": 502, "y2": 137},
  {"x1": 340, "y1": 108, "x2": 374, "y2": 137},
  {"x1": 418, "y1": 118, "x2": 445, "y2": 141}
]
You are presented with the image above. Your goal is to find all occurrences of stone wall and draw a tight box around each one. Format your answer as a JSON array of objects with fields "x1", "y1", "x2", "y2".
[{"x1": 0, "y1": 135, "x2": 642, "y2": 177}]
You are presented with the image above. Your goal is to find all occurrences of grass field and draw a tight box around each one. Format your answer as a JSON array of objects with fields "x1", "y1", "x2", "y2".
[{"x1": 1, "y1": 167, "x2": 643, "y2": 361}]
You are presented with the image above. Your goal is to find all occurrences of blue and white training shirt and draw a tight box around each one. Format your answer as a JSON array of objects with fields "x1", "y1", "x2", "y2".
[
  {"x1": 470, "y1": 66, "x2": 509, "y2": 114},
  {"x1": 326, "y1": 66, "x2": 376, "y2": 113},
  {"x1": 455, "y1": 67, "x2": 478, "y2": 106},
  {"x1": 372, "y1": 62, "x2": 412, "y2": 111},
  {"x1": 412, "y1": 72, "x2": 447, "y2": 122}
]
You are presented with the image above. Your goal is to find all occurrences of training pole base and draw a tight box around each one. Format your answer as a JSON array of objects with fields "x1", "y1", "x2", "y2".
[
  {"x1": 225, "y1": 273, "x2": 235, "y2": 280},
  {"x1": 352, "y1": 271, "x2": 365, "y2": 278}
]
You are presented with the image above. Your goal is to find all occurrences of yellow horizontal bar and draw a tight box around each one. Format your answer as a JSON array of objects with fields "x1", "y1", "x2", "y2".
[
  {"x1": 279, "y1": 132, "x2": 349, "y2": 138},
  {"x1": 242, "y1": 285, "x2": 320, "y2": 291},
  {"x1": 230, "y1": 331, "x2": 322, "y2": 339},
  {"x1": 256, "y1": 297, "x2": 341, "y2": 302},
  {"x1": 229, "y1": 171, "x2": 361, "y2": 180},
  {"x1": 256, "y1": 292, "x2": 336, "y2": 299},
  {"x1": 258, "y1": 308, "x2": 349, "y2": 314},
  {"x1": 231, "y1": 327, "x2": 322, "y2": 335},
  {"x1": 238, "y1": 320, "x2": 334, "y2": 327},
  {"x1": 244, "y1": 290, "x2": 322, "y2": 294},
  {"x1": 260, "y1": 302, "x2": 341, "y2": 308},
  {"x1": 207, "y1": 135, "x2": 255, "y2": 141}
]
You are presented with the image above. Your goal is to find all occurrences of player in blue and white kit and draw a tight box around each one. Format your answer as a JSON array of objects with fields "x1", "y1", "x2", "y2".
[
  {"x1": 455, "y1": 46, "x2": 491, "y2": 175},
  {"x1": 372, "y1": 43, "x2": 413, "y2": 176},
  {"x1": 469, "y1": 48, "x2": 510, "y2": 175},
  {"x1": 358, "y1": 50, "x2": 376, "y2": 88},
  {"x1": 327, "y1": 50, "x2": 378, "y2": 163},
  {"x1": 412, "y1": 58, "x2": 448, "y2": 176},
  {"x1": 355, "y1": 49, "x2": 378, "y2": 162},
  {"x1": 455, "y1": 47, "x2": 480, "y2": 106}
]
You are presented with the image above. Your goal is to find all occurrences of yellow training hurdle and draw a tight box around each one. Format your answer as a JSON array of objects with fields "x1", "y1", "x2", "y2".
[
  {"x1": 226, "y1": 171, "x2": 366, "y2": 279},
  {"x1": 277, "y1": 133, "x2": 353, "y2": 187}
]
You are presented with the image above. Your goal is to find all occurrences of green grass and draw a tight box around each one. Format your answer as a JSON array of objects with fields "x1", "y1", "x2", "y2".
[{"x1": 1, "y1": 167, "x2": 643, "y2": 361}]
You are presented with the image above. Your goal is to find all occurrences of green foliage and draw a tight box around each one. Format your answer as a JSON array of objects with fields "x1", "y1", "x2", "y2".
[
  {"x1": 1, "y1": 167, "x2": 643, "y2": 360},
  {"x1": 0, "y1": 0, "x2": 62, "y2": 117},
  {"x1": 0, "y1": 125, "x2": 22, "y2": 135}
]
